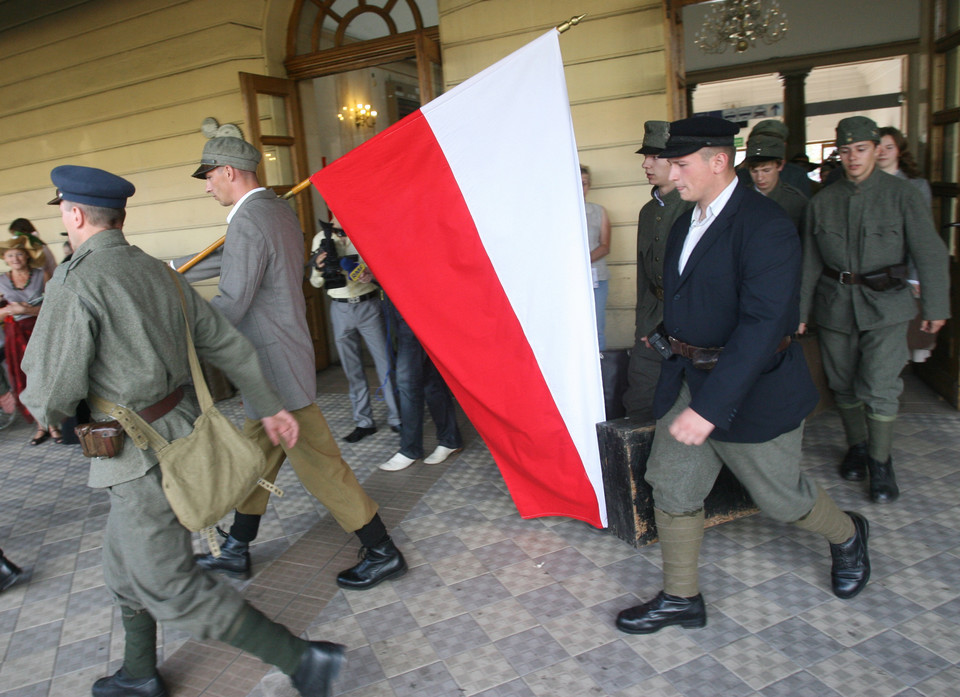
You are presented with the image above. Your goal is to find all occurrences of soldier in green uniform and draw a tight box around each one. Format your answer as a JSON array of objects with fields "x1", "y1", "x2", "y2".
[
  {"x1": 623, "y1": 120, "x2": 693, "y2": 419},
  {"x1": 744, "y1": 133, "x2": 808, "y2": 230},
  {"x1": 21, "y1": 166, "x2": 344, "y2": 697},
  {"x1": 799, "y1": 116, "x2": 950, "y2": 503}
]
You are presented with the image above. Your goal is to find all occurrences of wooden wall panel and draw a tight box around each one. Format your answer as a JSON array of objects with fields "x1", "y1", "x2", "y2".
[
  {"x1": 437, "y1": 0, "x2": 672, "y2": 350},
  {"x1": 0, "y1": 0, "x2": 268, "y2": 266}
]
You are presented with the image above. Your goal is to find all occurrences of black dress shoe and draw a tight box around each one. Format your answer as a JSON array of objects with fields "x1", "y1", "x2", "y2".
[
  {"x1": 0, "y1": 552, "x2": 23, "y2": 592},
  {"x1": 92, "y1": 669, "x2": 167, "y2": 697},
  {"x1": 616, "y1": 591, "x2": 706, "y2": 634},
  {"x1": 194, "y1": 530, "x2": 251, "y2": 579},
  {"x1": 390, "y1": 424, "x2": 401, "y2": 433},
  {"x1": 344, "y1": 426, "x2": 377, "y2": 443},
  {"x1": 830, "y1": 512, "x2": 870, "y2": 599},
  {"x1": 336, "y1": 537, "x2": 407, "y2": 590},
  {"x1": 290, "y1": 641, "x2": 346, "y2": 697},
  {"x1": 867, "y1": 457, "x2": 899, "y2": 503},
  {"x1": 839, "y1": 442, "x2": 868, "y2": 481}
]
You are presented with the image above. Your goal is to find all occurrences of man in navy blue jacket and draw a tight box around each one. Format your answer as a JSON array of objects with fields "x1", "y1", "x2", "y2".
[{"x1": 616, "y1": 117, "x2": 871, "y2": 635}]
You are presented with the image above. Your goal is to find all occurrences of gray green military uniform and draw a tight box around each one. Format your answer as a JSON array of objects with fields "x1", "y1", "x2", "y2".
[
  {"x1": 800, "y1": 116, "x2": 950, "y2": 502},
  {"x1": 21, "y1": 166, "x2": 341, "y2": 695},
  {"x1": 744, "y1": 133, "x2": 807, "y2": 230},
  {"x1": 623, "y1": 120, "x2": 693, "y2": 419}
]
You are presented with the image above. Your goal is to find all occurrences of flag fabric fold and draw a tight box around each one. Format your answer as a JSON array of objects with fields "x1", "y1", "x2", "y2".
[{"x1": 311, "y1": 30, "x2": 607, "y2": 527}]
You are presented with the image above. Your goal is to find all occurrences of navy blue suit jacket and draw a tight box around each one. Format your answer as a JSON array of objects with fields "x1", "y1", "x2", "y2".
[{"x1": 653, "y1": 181, "x2": 818, "y2": 443}]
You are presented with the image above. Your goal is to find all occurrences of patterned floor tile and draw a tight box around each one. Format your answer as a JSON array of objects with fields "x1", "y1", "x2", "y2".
[
  {"x1": 542, "y1": 607, "x2": 619, "y2": 656},
  {"x1": 387, "y1": 661, "x2": 461, "y2": 697},
  {"x1": 662, "y1": 655, "x2": 754, "y2": 697},
  {"x1": 911, "y1": 664, "x2": 960, "y2": 697},
  {"x1": 402, "y1": 585, "x2": 465, "y2": 626},
  {"x1": 806, "y1": 649, "x2": 907, "y2": 697},
  {"x1": 710, "y1": 634, "x2": 801, "y2": 689},
  {"x1": 851, "y1": 629, "x2": 951, "y2": 685},
  {"x1": 756, "y1": 617, "x2": 846, "y2": 668},
  {"x1": 711, "y1": 588, "x2": 794, "y2": 634},
  {"x1": 575, "y1": 639, "x2": 655, "y2": 693},
  {"x1": 494, "y1": 626, "x2": 568, "y2": 676},
  {"x1": 894, "y1": 611, "x2": 960, "y2": 663},
  {"x1": 491, "y1": 560, "x2": 554, "y2": 597},
  {"x1": 471, "y1": 598, "x2": 539, "y2": 643},
  {"x1": 515, "y1": 583, "x2": 583, "y2": 623},
  {"x1": 371, "y1": 628, "x2": 441, "y2": 679},
  {"x1": 799, "y1": 599, "x2": 888, "y2": 647},
  {"x1": 522, "y1": 657, "x2": 606, "y2": 697},
  {"x1": 443, "y1": 643, "x2": 518, "y2": 695},
  {"x1": 757, "y1": 670, "x2": 843, "y2": 697}
]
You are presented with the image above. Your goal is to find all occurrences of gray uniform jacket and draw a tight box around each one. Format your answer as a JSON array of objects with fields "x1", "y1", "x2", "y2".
[
  {"x1": 20, "y1": 229, "x2": 284, "y2": 489},
  {"x1": 765, "y1": 180, "x2": 807, "y2": 232},
  {"x1": 634, "y1": 187, "x2": 692, "y2": 342},
  {"x1": 800, "y1": 168, "x2": 950, "y2": 332},
  {"x1": 178, "y1": 190, "x2": 317, "y2": 418}
]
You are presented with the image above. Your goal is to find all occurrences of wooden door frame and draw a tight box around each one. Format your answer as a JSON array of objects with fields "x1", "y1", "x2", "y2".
[{"x1": 239, "y1": 72, "x2": 329, "y2": 369}]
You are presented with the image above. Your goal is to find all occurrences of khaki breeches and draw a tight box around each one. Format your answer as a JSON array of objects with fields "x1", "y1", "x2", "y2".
[{"x1": 237, "y1": 403, "x2": 379, "y2": 533}]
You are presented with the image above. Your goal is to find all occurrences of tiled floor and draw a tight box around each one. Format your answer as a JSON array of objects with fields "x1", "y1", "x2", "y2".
[{"x1": 1, "y1": 368, "x2": 958, "y2": 697}]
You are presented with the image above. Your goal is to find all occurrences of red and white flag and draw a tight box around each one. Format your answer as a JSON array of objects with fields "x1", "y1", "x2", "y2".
[{"x1": 311, "y1": 30, "x2": 607, "y2": 527}]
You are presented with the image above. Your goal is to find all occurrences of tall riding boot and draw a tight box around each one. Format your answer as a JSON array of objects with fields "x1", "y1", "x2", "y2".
[
  {"x1": 616, "y1": 509, "x2": 706, "y2": 634},
  {"x1": 92, "y1": 608, "x2": 167, "y2": 697},
  {"x1": 225, "y1": 606, "x2": 345, "y2": 697},
  {"x1": 866, "y1": 414, "x2": 899, "y2": 503},
  {"x1": 836, "y1": 402, "x2": 868, "y2": 481}
]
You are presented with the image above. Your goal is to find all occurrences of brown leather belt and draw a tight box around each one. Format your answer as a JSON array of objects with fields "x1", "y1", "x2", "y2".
[
  {"x1": 139, "y1": 386, "x2": 184, "y2": 423},
  {"x1": 668, "y1": 336, "x2": 792, "y2": 370},
  {"x1": 822, "y1": 264, "x2": 907, "y2": 288},
  {"x1": 649, "y1": 282, "x2": 665, "y2": 301}
]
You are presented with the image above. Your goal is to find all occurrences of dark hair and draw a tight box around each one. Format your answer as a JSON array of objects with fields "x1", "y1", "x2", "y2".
[
  {"x1": 879, "y1": 126, "x2": 923, "y2": 179},
  {"x1": 8, "y1": 218, "x2": 36, "y2": 234}
]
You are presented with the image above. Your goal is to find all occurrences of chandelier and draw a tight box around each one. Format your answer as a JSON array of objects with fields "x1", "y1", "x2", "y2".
[
  {"x1": 694, "y1": 0, "x2": 788, "y2": 54},
  {"x1": 337, "y1": 103, "x2": 377, "y2": 128}
]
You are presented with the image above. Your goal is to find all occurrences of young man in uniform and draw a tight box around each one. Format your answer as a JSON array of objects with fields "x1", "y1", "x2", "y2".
[
  {"x1": 180, "y1": 137, "x2": 406, "y2": 589},
  {"x1": 623, "y1": 120, "x2": 693, "y2": 420},
  {"x1": 744, "y1": 133, "x2": 808, "y2": 230},
  {"x1": 22, "y1": 165, "x2": 344, "y2": 697},
  {"x1": 615, "y1": 117, "x2": 870, "y2": 636},
  {"x1": 799, "y1": 116, "x2": 949, "y2": 502}
]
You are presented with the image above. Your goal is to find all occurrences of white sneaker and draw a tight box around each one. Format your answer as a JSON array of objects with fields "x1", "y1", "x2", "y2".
[
  {"x1": 424, "y1": 445, "x2": 462, "y2": 465},
  {"x1": 379, "y1": 452, "x2": 416, "y2": 472}
]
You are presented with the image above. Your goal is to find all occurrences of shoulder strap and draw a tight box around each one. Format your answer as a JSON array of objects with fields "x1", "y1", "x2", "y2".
[{"x1": 87, "y1": 267, "x2": 215, "y2": 451}]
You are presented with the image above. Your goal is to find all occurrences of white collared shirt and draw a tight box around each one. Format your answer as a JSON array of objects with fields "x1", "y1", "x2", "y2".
[
  {"x1": 678, "y1": 176, "x2": 738, "y2": 274},
  {"x1": 226, "y1": 187, "x2": 267, "y2": 223}
]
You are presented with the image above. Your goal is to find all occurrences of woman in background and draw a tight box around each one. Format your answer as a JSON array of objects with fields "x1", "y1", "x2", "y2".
[
  {"x1": 876, "y1": 127, "x2": 932, "y2": 207},
  {"x1": 0, "y1": 237, "x2": 60, "y2": 444},
  {"x1": 8, "y1": 218, "x2": 57, "y2": 281}
]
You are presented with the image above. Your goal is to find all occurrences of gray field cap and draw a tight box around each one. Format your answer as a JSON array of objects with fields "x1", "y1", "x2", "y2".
[
  {"x1": 636, "y1": 120, "x2": 670, "y2": 155},
  {"x1": 745, "y1": 134, "x2": 786, "y2": 162},
  {"x1": 192, "y1": 137, "x2": 262, "y2": 178},
  {"x1": 836, "y1": 116, "x2": 880, "y2": 146}
]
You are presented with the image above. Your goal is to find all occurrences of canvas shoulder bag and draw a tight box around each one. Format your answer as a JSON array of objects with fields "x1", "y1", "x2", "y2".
[{"x1": 89, "y1": 268, "x2": 282, "y2": 549}]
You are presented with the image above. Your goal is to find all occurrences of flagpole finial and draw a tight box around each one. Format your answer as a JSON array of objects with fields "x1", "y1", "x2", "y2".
[{"x1": 557, "y1": 13, "x2": 587, "y2": 34}]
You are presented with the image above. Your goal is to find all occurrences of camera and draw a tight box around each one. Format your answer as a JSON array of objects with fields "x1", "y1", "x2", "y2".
[{"x1": 309, "y1": 220, "x2": 347, "y2": 289}]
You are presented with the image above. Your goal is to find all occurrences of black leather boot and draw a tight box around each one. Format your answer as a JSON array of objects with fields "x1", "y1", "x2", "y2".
[
  {"x1": 194, "y1": 530, "x2": 251, "y2": 579},
  {"x1": 616, "y1": 591, "x2": 706, "y2": 634},
  {"x1": 839, "y1": 442, "x2": 868, "y2": 481},
  {"x1": 336, "y1": 537, "x2": 407, "y2": 590},
  {"x1": 0, "y1": 551, "x2": 22, "y2": 592},
  {"x1": 830, "y1": 512, "x2": 870, "y2": 599},
  {"x1": 290, "y1": 641, "x2": 346, "y2": 697},
  {"x1": 92, "y1": 669, "x2": 167, "y2": 697},
  {"x1": 867, "y1": 457, "x2": 899, "y2": 503}
]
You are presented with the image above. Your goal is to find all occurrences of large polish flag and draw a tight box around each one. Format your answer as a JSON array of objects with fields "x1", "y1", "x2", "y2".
[{"x1": 311, "y1": 30, "x2": 607, "y2": 527}]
